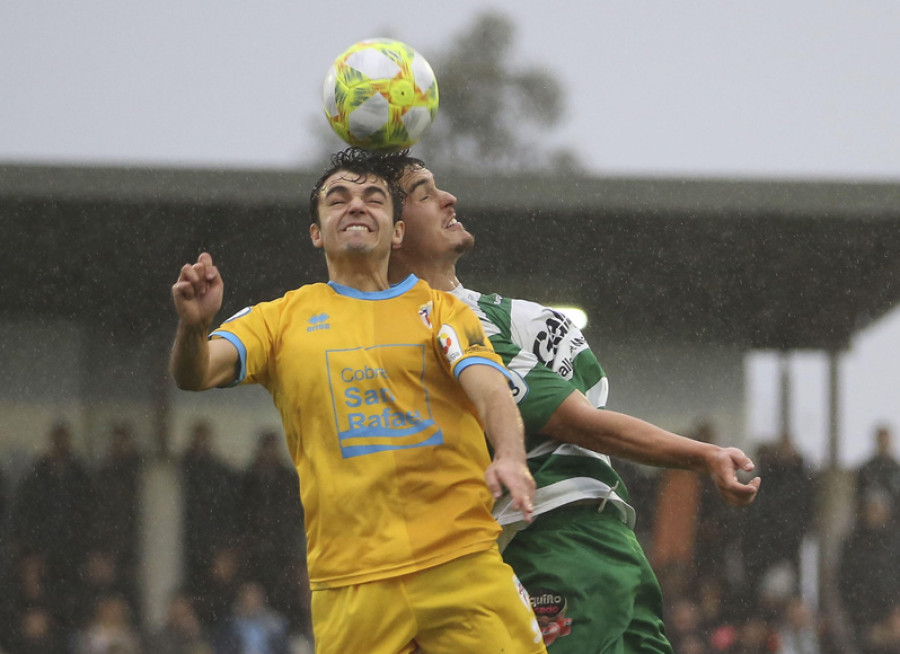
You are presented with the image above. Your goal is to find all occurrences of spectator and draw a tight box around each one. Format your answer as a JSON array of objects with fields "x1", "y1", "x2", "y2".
[
  {"x1": 268, "y1": 555, "x2": 312, "y2": 645},
  {"x1": 70, "y1": 548, "x2": 134, "y2": 632},
  {"x1": 856, "y1": 425, "x2": 900, "y2": 534},
  {"x1": 180, "y1": 421, "x2": 239, "y2": 592},
  {"x1": 92, "y1": 422, "x2": 143, "y2": 607},
  {"x1": 864, "y1": 605, "x2": 900, "y2": 654},
  {"x1": 696, "y1": 574, "x2": 742, "y2": 638},
  {"x1": 238, "y1": 430, "x2": 303, "y2": 599},
  {"x1": 741, "y1": 434, "x2": 816, "y2": 606},
  {"x1": 694, "y1": 423, "x2": 744, "y2": 584},
  {"x1": 2, "y1": 552, "x2": 53, "y2": 626},
  {"x1": 145, "y1": 591, "x2": 213, "y2": 654},
  {"x1": 213, "y1": 582, "x2": 290, "y2": 654},
  {"x1": 10, "y1": 422, "x2": 94, "y2": 626},
  {"x1": 11, "y1": 606, "x2": 67, "y2": 654},
  {"x1": 837, "y1": 489, "x2": 900, "y2": 646},
  {"x1": 193, "y1": 546, "x2": 244, "y2": 631},
  {"x1": 74, "y1": 593, "x2": 142, "y2": 654},
  {"x1": 733, "y1": 615, "x2": 776, "y2": 654},
  {"x1": 774, "y1": 596, "x2": 820, "y2": 654},
  {"x1": 666, "y1": 595, "x2": 706, "y2": 653}
]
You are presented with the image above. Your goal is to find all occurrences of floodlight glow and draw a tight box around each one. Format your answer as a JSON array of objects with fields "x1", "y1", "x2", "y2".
[{"x1": 552, "y1": 306, "x2": 588, "y2": 330}]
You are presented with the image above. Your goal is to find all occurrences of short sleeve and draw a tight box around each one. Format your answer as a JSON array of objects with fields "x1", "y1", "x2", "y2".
[
  {"x1": 433, "y1": 292, "x2": 508, "y2": 380},
  {"x1": 490, "y1": 335, "x2": 577, "y2": 433},
  {"x1": 210, "y1": 300, "x2": 279, "y2": 388}
]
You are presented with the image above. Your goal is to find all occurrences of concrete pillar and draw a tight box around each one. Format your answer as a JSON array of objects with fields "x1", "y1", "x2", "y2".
[
  {"x1": 778, "y1": 352, "x2": 792, "y2": 436},
  {"x1": 139, "y1": 460, "x2": 182, "y2": 629},
  {"x1": 826, "y1": 350, "x2": 841, "y2": 469}
]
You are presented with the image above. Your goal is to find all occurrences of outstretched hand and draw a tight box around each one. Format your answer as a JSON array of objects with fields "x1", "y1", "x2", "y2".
[
  {"x1": 172, "y1": 252, "x2": 224, "y2": 329},
  {"x1": 486, "y1": 454, "x2": 536, "y2": 523},
  {"x1": 707, "y1": 447, "x2": 761, "y2": 507}
]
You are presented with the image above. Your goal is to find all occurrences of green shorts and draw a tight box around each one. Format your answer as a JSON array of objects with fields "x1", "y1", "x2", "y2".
[{"x1": 502, "y1": 504, "x2": 673, "y2": 654}]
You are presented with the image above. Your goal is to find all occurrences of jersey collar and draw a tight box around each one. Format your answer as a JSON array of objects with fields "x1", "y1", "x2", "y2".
[{"x1": 328, "y1": 274, "x2": 418, "y2": 300}]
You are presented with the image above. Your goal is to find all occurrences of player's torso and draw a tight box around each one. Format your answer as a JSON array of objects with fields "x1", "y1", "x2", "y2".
[
  {"x1": 455, "y1": 286, "x2": 635, "y2": 528},
  {"x1": 263, "y1": 280, "x2": 499, "y2": 586}
]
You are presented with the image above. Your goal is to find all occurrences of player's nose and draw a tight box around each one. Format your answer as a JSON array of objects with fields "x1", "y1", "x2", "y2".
[{"x1": 347, "y1": 195, "x2": 367, "y2": 213}]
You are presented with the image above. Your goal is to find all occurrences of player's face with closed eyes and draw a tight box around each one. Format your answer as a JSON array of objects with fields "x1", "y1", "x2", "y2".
[
  {"x1": 399, "y1": 166, "x2": 474, "y2": 259},
  {"x1": 311, "y1": 171, "x2": 404, "y2": 257}
]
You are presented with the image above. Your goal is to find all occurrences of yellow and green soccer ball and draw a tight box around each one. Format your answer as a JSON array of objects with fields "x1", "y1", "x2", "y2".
[{"x1": 322, "y1": 38, "x2": 439, "y2": 151}]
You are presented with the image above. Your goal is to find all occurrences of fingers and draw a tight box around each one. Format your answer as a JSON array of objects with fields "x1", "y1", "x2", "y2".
[
  {"x1": 174, "y1": 253, "x2": 219, "y2": 295},
  {"x1": 171, "y1": 253, "x2": 224, "y2": 329},
  {"x1": 720, "y1": 473, "x2": 761, "y2": 507},
  {"x1": 196, "y1": 252, "x2": 219, "y2": 283},
  {"x1": 488, "y1": 461, "x2": 536, "y2": 523},
  {"x1": 731, "y1": 448, "x2": 756, "y2": 474},
  {"x1": 186, "y1": 252, "x2": 219, "y2": 287},
  {"x1": 485, "y1": 467, "x2": 503, "y2": 500},
  {"x1": 708, "y1": 447, "x2": 761, "y2": 507},
  {"x1": 172, "y1": 278, "x2": 196, "y2": 300},
  {"x1": 517, "y1": 496, "x2": 535, "y2": 523},
  {"x1": 507, "y1": 475, "x2": 535, "y2": 523}
]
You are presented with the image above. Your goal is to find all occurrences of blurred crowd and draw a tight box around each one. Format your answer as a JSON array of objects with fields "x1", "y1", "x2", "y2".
[
  {"x1": 619, "y1": 423, "x2": 900, "y2": 654},
  {"x1": 0, "y1": 419, "x2": 898, "y2": 654},
  {"x1": 0, "y1": 421, "x2": 310, "y2": 654}
]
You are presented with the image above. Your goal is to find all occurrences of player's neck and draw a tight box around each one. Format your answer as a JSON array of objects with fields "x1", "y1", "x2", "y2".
[
  {"x1": 420, "y1": 268, "x2": 461, "y2": 292},
  {"x1": 390, "y1": 256, "x2": 459, "y2": 292},
  {"x1": 327, "y1": 258, "x2": 392, "y2": 293}
]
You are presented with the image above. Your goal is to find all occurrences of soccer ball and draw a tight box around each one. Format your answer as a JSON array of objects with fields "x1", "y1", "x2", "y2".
[{"x1": 322, "y1": 38, "x2": 439, "y2": 151}]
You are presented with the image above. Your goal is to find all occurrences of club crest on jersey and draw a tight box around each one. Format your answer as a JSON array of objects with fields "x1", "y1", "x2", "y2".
[
  {"x1": 438, "y1": 324, "x2": 463, "y2": 363},
  {"x1": 417, "y1": 301, "x2": 433, "y2": 329}
]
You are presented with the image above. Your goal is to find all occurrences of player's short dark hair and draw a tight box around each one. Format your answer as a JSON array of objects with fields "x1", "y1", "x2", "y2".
[{"x1": 309, "y1": 147, "x2": 414, "y2": 225}]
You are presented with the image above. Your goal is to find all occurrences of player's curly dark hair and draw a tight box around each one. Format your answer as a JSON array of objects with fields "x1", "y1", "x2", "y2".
[{"x1": 308, "y1": 147, "x2": 422, "y2": 224}]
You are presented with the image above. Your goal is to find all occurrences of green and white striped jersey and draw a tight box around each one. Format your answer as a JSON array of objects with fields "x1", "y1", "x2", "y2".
[{"x1": 450, "y1": 285, "x2": 636, "y2": 539}]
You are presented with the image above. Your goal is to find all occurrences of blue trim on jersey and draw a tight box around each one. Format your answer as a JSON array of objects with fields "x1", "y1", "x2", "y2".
[
  {"x1": 454, "y1": 356, "x2": 511, "y2": 380},
  {"x1": 209, "y1": 330, "x2": 247, "y2": 386},
  {"x1": 328, "y1": 274, "x2": 418, "y2": 300},
  {"x1": 338, "y1": 418, "x2": 438, "y2": 441},
  {"x1": 341, "y1": 430, "x2": 445, "y2": 458}
]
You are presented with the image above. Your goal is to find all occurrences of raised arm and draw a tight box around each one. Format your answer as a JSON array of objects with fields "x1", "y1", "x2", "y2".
[
  {"x1": 170, "y1": 252, "x2": 239, "y2": 391},
  {"x1": 458, "y1": 364, "x2": 536, "y2": 522},
  {"x1": 543, "y1": 391, "x2": 761, "y2": 507}
]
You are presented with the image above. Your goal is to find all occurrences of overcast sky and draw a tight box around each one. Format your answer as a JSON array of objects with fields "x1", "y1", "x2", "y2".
[{"x1": 3, "y1": 0, "x2": 899, "y2": 465}]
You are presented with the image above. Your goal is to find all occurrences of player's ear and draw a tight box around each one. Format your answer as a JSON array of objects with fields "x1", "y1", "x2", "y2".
[
  {"x1": 310, "y1": 222, "x2": 323, "y2": 249},
  {"x1": 391, "y1": 220, "x2": 405, "y2": 249}
]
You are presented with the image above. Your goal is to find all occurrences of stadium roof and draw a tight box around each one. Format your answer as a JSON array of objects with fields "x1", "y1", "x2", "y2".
[{"x1": 3, "y1": 163, "x2": 900, "y2": 351}]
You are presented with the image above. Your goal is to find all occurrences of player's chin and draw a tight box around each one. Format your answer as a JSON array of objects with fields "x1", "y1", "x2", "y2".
[{"x1": 459, "y1": 231, "x2": 475, "y2": 247}]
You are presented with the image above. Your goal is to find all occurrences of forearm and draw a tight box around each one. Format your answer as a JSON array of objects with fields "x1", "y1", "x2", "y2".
[
  {"x1": 170, "y1": 321, "x2": 213, "y2": 391},
  {"x1": 591, "y1": 411, "x2": 716, "y2": 472},
  {"x1": 459, "y1": 365, "x2": 526, "y2": 458},
  {"x1": 459, "y1": 364, "x2": 534, "y2": 516},
  {"x1": 479, "y1": 385, "x2": 527, "y2": 459},
  {"x1": 544, "y1": 392, "x2": 717, "y2": 473}
]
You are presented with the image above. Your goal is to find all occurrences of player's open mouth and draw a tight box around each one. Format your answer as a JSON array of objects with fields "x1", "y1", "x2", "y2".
[
  {"x1": 446, "y1": 217, "x2": 460, "y2": 229},
  {"x1": 344, "y1": 224, "x2": 372, "y2": 232}
]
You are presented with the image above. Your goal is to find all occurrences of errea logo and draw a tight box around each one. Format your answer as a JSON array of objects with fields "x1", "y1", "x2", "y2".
[{"x1": 307, "y1": 313, "x2": 330, "y2": 332}]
